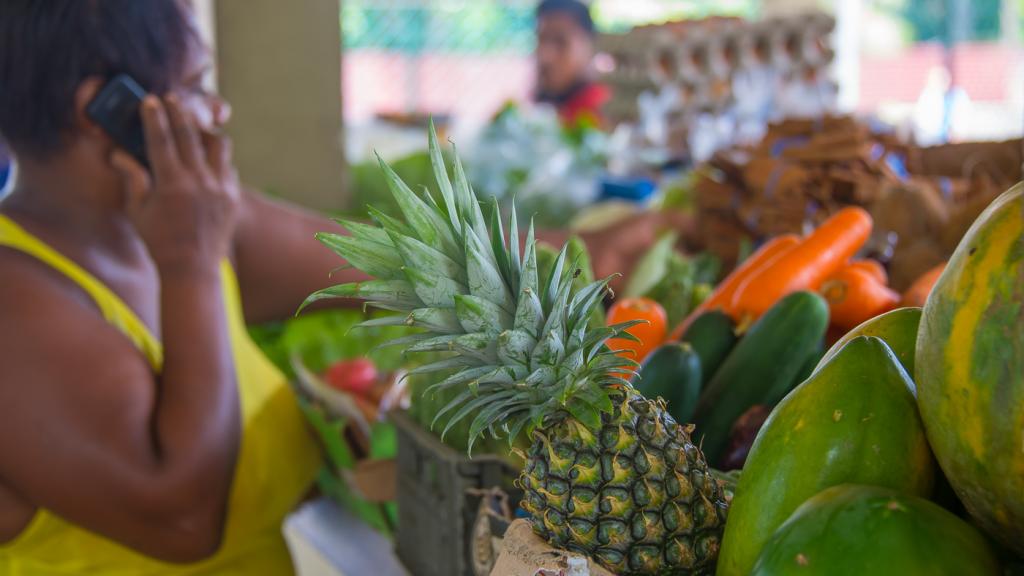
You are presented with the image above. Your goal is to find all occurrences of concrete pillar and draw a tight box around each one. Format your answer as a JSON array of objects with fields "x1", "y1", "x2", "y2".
[{"x1": 213, "y1": 0, "x2": 346, "y2": 211}]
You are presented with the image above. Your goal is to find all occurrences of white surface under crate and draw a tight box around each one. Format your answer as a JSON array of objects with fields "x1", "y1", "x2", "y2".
[{"x1": 284, "y1": 497, "x2": 409, "y2": 576}]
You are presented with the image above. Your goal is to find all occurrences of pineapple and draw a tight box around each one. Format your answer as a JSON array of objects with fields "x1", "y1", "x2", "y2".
[{"x1": 305, "y1": 127, "x2": 728, "y2": 575}]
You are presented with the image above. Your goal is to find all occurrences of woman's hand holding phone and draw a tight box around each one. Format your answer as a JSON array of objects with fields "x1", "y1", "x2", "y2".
[{"x1": 110, "y1": 94, "x2": 239, "y2": 276}]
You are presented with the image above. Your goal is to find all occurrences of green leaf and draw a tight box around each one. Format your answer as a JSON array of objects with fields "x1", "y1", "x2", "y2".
[
  {"x1": 519, "y1": 221, "x2": 539, "y2": 294},
  {"x1": 355, "y1": 315, "x2": 410, "y2": 329},
  {"x1": 567, "y1": 279, "x2": 608, "y2": 333},
  {"x1": 623, "y1": 231, "x2": 678, "y2": 298},
  {"x1": 524, "y1": 365, "x2": 558, "y2": 388},
  {"x1": 300, "y1": 280, "x2": 423, "y2": 313},
  {"x1": 371, "y1": 332, "x2": 432, "y2": 352},
  {"x1": 315, "y1": 232, "x2": 404, "y2": 280},
  {"x1": 334, "y1": 218, "x2": 393, "y2": 246},
  {"x1": 466, "y1": 231, "x2": 515, "y2": 313},
  {"x1": 576, "y1": 385, "x2": 614, "y2": 414},
  {"x1": 424, "y1": 366, "x2": 496, "y2": 396},
  {"x1": 405, "y1": 334, "x2": 460, "y2": 353},
  {"x1": 367, "y1": 205, "x2": 415, "y2": 238},
  {"x1": 388, "y1": 232, "x2": 467, "y2": 285},
  {"x1": 450, "y1": 148, "x2": 489, "y2": 246},
  {"x1": 408, "y1": 355, "x2": 475, "y2": 376},
  {"x1": 402, "y1": 266, "x2": 468, "y2": 310},
  {"x1": 408, "y1": 307, "x2": 464, "y2": 333},
  {"x1": 453, "y1": 333, "x2": 498, "y2": 363},
  {"x1": 513, "y1": 286, "x2": 544, "y2": 338},
  {"x1": 488, "y1": 199, "x2": 512, "y2": 290},
  {"x1": 508, "y1": 202, "x2": 521, "y2": 293},
  {"x1": 378, "y1": 155, "x2": 461, "y2": 258},
  {"x1": 454, "y1": 294, "x2": 513, "y2": 334},
  {"x1": 477, "y1": 365, "x2": 524, "y2": 385},
  {"x1": 497, "y1": 329, "x2": 535, "y2": 368},
  {"x1": 428, "y1": 121, "x2": 461, "y2": 234},
  {"x1": 467, "y1": 400, "x2": 523, "y2": 451},
  {"x1": 590, "y1": 352, "x2": 637, "y2": 373},
  {"x1": 506, "y1": 413, "x2": 532, "y2": 447},
  {"x1": 542, "y1": 243, "x2": 569, "y2": 313},
  {"x1": 564, "y1": 397, "x2": 602, "y2": 432},
  {"x1": 539, "y1": 266, "x2": 573, "y2": 342},
  {"x1": 530, "y1": 329, "x2": 565, "y2": 370},
  {"x1": 441, "y1": 390, "x2": 517, "y2": 448}
]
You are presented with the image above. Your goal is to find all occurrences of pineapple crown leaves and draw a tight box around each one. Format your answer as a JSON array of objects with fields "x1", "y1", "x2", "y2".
[{"x1": 303, "y1": 122, "x2": 639, "y2": 453}]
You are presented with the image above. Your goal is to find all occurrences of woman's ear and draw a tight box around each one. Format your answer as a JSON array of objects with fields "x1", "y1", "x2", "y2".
[{"x1": 72, "y1": 77, "x2": 108, "y2": 139}]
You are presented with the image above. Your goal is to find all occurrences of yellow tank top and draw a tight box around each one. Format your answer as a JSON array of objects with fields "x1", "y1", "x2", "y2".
[{"x1": 0, "y1": 214, "x2": 322, "y2": 575}]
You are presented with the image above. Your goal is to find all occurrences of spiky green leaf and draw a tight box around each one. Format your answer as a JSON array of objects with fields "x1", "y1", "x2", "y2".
[
  {"x1": 367, "y1": 205, "x2": 415, "y2": 238},
  {"x1": 334, "y1": 218, "x2": 393, "y2": 246},
  {"x1": 454, "y1": 294, "x2": 513, "y2": 334},
  {"x1": 407, "y1": 307, "x2": 464, "y2": 333},
  {"x1": 300, "y1": 280, "x2": 422, "y2": 314},
  {"x1": 315, "y1": 232, "x2": 404, "y2": 280},
  {"x1": 466, "y1": 231, "x2": 515, "y2": 313},
  {"x1": 424, "y1": 366, "x2": 497, "y2": 396},
  {"x1": 378, "y1": 155, "x2": 461, "y2": 257},
  {"x1": 497, "y1": 329, "x2": 535, "y2": 368},
  {"x1": 427, "y1": 121, "x2": 461, "y2": 234},
  {"x1": 564, "y1": 397, "x2": 602, "y2": 432}
]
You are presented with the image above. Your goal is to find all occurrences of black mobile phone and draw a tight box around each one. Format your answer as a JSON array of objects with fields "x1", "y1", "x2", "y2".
[{"x1": 85, "y1": 74, "x2": 149, "y2": 169}]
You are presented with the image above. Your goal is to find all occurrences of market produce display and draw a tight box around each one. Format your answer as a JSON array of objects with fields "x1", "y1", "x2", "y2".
[
  {"x1": 299, "y1": 122, "x2": 1023, "y2": 575},
  {"x1": 717, "y1": 336, "x2": 935, "y2": 576},
  {"x1": 308, "y1": 127, "x2": 729, "y2": 575}
]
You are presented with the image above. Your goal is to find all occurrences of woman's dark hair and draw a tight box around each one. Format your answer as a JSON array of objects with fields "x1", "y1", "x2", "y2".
[
  {"x1": 536, "y1": 0, "x2": 595, "y2": 36},
  {"x1": 0, "y1": 0, "x2": 195, "y2": 157}
]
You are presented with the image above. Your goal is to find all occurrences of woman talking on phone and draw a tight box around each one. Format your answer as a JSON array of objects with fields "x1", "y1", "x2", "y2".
[{"x1": 0, "y1": 1, "x2": 676, "y2": 573}]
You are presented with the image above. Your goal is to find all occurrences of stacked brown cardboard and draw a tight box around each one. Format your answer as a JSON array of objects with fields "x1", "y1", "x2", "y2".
[{"x1": 690, "y1": 116, "x2": 1022, "y2": 290}]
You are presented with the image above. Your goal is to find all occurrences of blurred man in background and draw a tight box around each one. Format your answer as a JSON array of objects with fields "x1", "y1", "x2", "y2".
[{"x1": 535, "y1": 0, "x2": 609, "y2": 126}]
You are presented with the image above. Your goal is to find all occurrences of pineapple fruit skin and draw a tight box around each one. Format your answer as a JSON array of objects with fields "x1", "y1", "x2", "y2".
[{"x1": 521, "y1": 393, "x2": 728, "y2": 575}]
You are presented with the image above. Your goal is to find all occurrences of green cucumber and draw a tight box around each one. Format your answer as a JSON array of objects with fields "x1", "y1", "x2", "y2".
[
  {"x1": 680, "y1": 310, "x2": 738, "y2": 386},
  {"x1": 694, "y1": 291, "x2": 830, "y2": 465},
  {"x1": 633, "y1": 343, "x2": 702, "y2": 424},
  {"x1": 788, "y1": 337, "x2": 825, "y2": 391}
]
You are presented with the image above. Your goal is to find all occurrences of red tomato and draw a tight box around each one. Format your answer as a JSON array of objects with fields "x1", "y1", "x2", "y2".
[
  {"x1": 605, "y1": 297, "x2": 668, "y2": 365},
  {"x1": 324, "y1": 358, "x2": 379, "y2": 396}
]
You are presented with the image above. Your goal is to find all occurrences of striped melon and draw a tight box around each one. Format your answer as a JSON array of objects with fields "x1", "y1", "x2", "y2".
[{"x1": 916, "y1": 182, "x2": 1024, "y2": 554}]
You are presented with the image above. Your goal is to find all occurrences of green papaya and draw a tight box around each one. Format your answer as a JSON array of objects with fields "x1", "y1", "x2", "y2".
[
  {"x1": 634, "y1": 343, "x2": 702, "y2": 424},
  {"x1": 916, "y1": 183, "x2": 1024, "y2": 554},
  {"x1": 716, "y1": 336, "x2": 935, "y2": 576},
  {"x1": 816, "y1": 307, "x2": 922, "y2": 376},
  {"x1": 751, "y1": 484, "x2": 1001, "y2": 576},
  {"x1": 680, "y1": 310, "x2": 737, "y2": 386}
]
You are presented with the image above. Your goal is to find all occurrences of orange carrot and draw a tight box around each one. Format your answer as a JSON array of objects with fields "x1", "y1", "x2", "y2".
[
  {"x1": 900, "y1": 263, "x2": 946, "y2": 308},
  {"x1": 847, "y1": 259, "x2": 888, "y2": 286},
  {"x1": 668, "y1": 234, "x2": 800, "y2": 339},
  {"x1": 821, "y1": 266, "x2": 900, "y2": 331},
  {"x1": 730, "y1": 207, "x2": 873, "y2": 319}
]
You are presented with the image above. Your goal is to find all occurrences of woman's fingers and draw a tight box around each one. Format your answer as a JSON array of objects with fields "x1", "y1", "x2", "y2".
[
  {"x1": 164, "y1": 95, "x2": 204, "y2": 170},
  {"x1": 202, "y1": 130, "x2": 234, "y2": 184},
  {"x1": 140, "y1": 96, "x2": 181, "y2": 181},
  {"x1": 110, "y1": 150, "x2": 151, "y2": 214}
]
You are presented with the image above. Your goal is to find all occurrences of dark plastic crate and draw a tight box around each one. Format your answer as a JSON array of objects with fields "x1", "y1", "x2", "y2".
[{"x1": 392, "y1": 410, "x2": 521, "y2": 576}]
